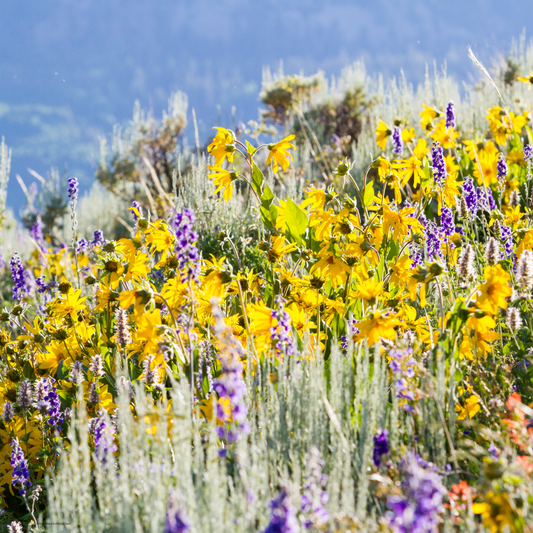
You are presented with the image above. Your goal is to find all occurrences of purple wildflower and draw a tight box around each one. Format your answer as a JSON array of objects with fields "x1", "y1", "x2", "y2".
[
  {"x1": 211, "y1": 299, "x2": 250, "y2": 443},
  {"x1": 67, "y1": 176, "x2": 79, "y2": 205},
  {"x1": 76, "y1": 238, "x2": 89, "y2": 254},
  {"x1": 477, "y1": 187, "x2": 496, "y2": 212},
  {"x1": 445, "y1": 101, "x2": 456, "y2": 129},
  {"x1": 271, "y1": 296, "x2": 297, "y2": 358},
  {"x1": 89, "y1": 409, "x2": 117, "y2": 463},
  {"x1": 462, "y1": 177, "x2": 478, "y2": 216},
  {"x1": 387, "y1": 453, "x2": 446, "y2": 533},
  {"x1": 35, "y1": 378, "x2": 64, "y2": 430},
  {"x1": 91, "y1": 229, "x2": 105, "y2": 248},
  {"x1": 392, "y1": 127, "x2": 404, "y2": 156},
  {"x1": 301, "y1": 446, "x2": 329, "y2": 529},
  {"x1": 10, "y1": 253, "x2": 29, "y2": 301},
  {"x1": 525, "y1": 145, "x2": 533, "y2": 163},
  {"x1": 174, "y1": 208, "x2": 200, "y2": 284},
  {"x1": 497, "y1": 153, "x2": 508, "y2": 182},
  {"x1": 500, "y1": 225, "x2": 514, "y2": 258},
  {"x1": 264, "y1": 489, "x2": 300, "y2": 533},
  {"x1": 165, "y1": 494, "x2": 190, "y2": 533},
  {"x1": 10, "y1": 437, "x2": 31, "y2": 496},
  {"x1": 440, "y1": 206, "x2": 455, "y2": 238},
  {"x1": 131, "y1": 200, "x2": 142, "y2": 221},
  {"x1": 431, "y1": 142, "x2": 447, "y2": 185},
  {"x1": 373, "y1": 429, "x2": 389, "y2": 467},
  {"x1": 30, "y1": 215, "x2": 45, "y2": 250}
]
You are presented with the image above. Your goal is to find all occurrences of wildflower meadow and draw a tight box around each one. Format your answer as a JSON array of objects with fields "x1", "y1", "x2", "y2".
[{"x1": 3, "y1": 37, "x2": 533, "y2": 532}]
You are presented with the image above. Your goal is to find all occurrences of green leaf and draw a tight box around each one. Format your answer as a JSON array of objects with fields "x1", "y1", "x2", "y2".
[
  {"x1": 285, "y1": 197, "x2": 308, "y2": 245},
  {"x1": 260, "y1": 204, "x2": 278, "y2": 230},
  {"x1": 261, "y1": 183, "x2": 275, "y2": 208},
  {"x1": 252, "y1": 163, "x2": 264, "y2": 197},
  {"x1": 245, "y1": 140, "x2": 258, "y2": 157},
  {"x1": 363, "y1": 181, "x2": 374, "y2": 206},
  {"x1": 454, "y1": 368, "x2": 463, "y2": 382}
]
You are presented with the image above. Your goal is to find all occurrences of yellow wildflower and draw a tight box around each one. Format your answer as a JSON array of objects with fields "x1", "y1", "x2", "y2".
[{"x1": 266, "y1": 135, "x2": 296, "y2": 173}]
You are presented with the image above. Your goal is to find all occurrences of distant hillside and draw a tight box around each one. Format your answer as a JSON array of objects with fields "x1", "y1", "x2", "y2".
[{"x1": 0, "y1": 0, "x2": 529, "y2": 211}]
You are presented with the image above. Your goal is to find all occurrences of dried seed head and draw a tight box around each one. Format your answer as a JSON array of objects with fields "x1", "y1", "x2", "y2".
[
  {"x1": 114, "y1": 307, "x2": 132, "y2": 347},
  {"x1": 88, "y1": 382, "x2": 99, "y2": 404},
  {"x1": 506, "y1": 307, "x2": 523, "y2": 332},
  {"x1": 69, "y1": 360, "x2": 84, "y2": 384},
  {"x1": 517, "y1": 250, "x2": 533, "y2": 290},
  {"x1": 17, "y1": 380, "x2": 32, "y2": 411},
  {"x1": 142, "y1": 354, "x2": 159, "y2": 386},
  {"x1": 457, "y1": 244, "x2": 476, "y2": 281},
  {"x1": 485, "y1": 237, "x2": 500, "y2": 266},
  {"x1": 509, "y1": 189, "x2": 521, "y2": 207},
  {"x1": 89, "y1": 354, "x2": 104, "y2": 378},
  {"x1": 2, "y1": 401, "x2": 14, "y2": 422}
]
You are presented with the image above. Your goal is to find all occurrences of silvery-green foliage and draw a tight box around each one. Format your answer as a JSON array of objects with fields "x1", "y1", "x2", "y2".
[{"x1": 45, "y1": 338, "x2": 454, "y2": 533}]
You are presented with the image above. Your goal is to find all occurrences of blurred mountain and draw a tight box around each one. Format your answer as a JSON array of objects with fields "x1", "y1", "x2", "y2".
[{"x1": 0, "y1": 0, "x2": 530, "y2": 212}]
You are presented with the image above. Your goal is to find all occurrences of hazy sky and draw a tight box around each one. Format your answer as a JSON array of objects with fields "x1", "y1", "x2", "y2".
[{"x1": 0, "y1": 0, "x2": 530, "y2": 210}]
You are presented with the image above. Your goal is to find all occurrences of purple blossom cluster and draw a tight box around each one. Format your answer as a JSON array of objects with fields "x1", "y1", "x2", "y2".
[
  {"x1": 373, "y1": 429, "x2": 389, "y2": 467},
  {"x1": 497, "y1": 153, "x2": 508, "y2": 182},
  {"x1": 477, "y1": 187, "x2": 496, "y2": 213},
  {"x1": 440, "y1": 206, "x2": 455, "y2": 238},
  {"x1": 165, "y1": 494, "x2": 190, "y2": 533},
  {"x1": 445, "y1": 101, "x2": 456, "y2": 129},
  {"x1": 211, "y1": 299, "x2": 250, "y2": 443},
  {"x1": 174, "y1": 208, "x2": 200, "y2": 284},
  {"x1": 36, "y1": 276, "x2": 56, "y2": 296},
  {"x1": 131, "y1": 200, "x2": 142, "y2": 221},
  {"x1": 10, "y1": 253, "x2": 29, "y2": 300},
  {"x1": 341, "y1": 317, "x2": 360, "y2": 351},
  {"x1": 431, "y1": 142, "x2": 447, "y2": 185},
  {"x1": 271, "y1": 296, "x2": 297, "y2": 358},
  {"x1": 419, "y1": 215, "x2": 442, "y2": 261},
  {"x1": 387, "y1": 453, "x2": 446, "y2": 533},
  {"x1": 76, "y1": 230, "x2": 106, "y2": 254},
  {"x1": 89, "y1": 409, "x2": 117, "y2": 463},
  {"x1": 67, "y1": 176, "x2": 79, "y2": 205},
  {"x1": 392, "y1": 127, "x2": 403, "y2": 156},
  {"x1": 462, "y1": 177, "x2": 478, "y2": 216},
  {"x1": 409, "y1": 244, "x2": 424, "y2": 268},
  {"x1": 500, "y1": 225, "x2": 514, "y2": 258},
  {"x1": 389, "y1": 346, "x2": 417, "y2": 410},
  {"x1": 34, "y1": 378, "x2": 64, "y2": 430},
  {"x1": 11, "y1": 437, "x2": 31, "y2": 496},
  {"x1": 30, "y1": 215, "x2": 45, "y2": 250},
  {"x1": 301, "y1": 446, "x2": 329, "y2": 529},
  {"x1": 264, "y1": 489, "x2": 300, "y2": 533},
  {"x1": 525, "y1": 145, "x2": 533, "y2": 163}
]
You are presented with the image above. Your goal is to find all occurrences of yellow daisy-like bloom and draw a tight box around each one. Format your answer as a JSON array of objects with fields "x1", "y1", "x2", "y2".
[
  {"x1": 375, "y1": 120, "x2": 391, "y2": 150},
  {"x1": 355, "y1": 310, "x2": 400, "y2": 346},
  {"x1": 382, "y1": 204, "x2": 423, "y2": 243},
  {"x1": 52, "y1": 288, "x2": 87, "y2": 321},
  {"x1": 353, "y1": 279, "x2": 383, "y2": 304},
  {"x1": 401, "y1": 127, "x2": 416, "y2": 143},
  {"x1": 267, "y1": 235, "x2": 297, "y2": 263},
  {"x1": 266, "y1": 135, "x2": 296, "y2": 173},
  {"x1": 476, "y1": 265, "x2": 512, "y2": 315},
  {"x1": 419, "y1": 104, "x2": 439, "y2": 130},
  {"x1": 517, "y1": 72, "x2": 533, "y2": 88},
  {"x1": 413, "y1": 138, "x2": 429, "y2": 160},
  {"x1": 207, "y1": 127, "x2": 235, "y2": 166},
  {"x1": 393, "y1": 156, "x2": 424, "y2": 188},
  {"x1": 431, "y1": 119, "x2": 459, "y2": 149},
  {"x1": 208, "y1": 166, "x2": 238, "y2": 202}
]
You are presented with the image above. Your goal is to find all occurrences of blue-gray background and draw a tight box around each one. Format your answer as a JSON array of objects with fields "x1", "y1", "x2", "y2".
[{"x1": 0, "y1": 0, "x2": 530, "y2": 211}]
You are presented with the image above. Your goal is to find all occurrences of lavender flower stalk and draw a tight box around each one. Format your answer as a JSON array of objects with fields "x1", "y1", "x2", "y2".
[
  {"x1": 211, "y1": 298, "x2": 250, "y2": 443},
  {"x1": 392, "y1": 127, "x2": 403, "y2": 156},
  {"x1": 174, "y1": 208, "x2": 200, "y2": 284},
  {"x1": 301, "y1": 446, "x2": 329, "y2": 528},
  {"x1": 271, "y1": 296, "x2": 297, "y2": 358},
  {"x1": 373, "y1": 429, "x2": 389, "y2": 467},
  {"x1": 431, "y1": 141, "x2": 446, "y2": 185},
  {"x1": 10, "y1": 252, "x2": 29, "y2": 301},
  {"x1": 445, "y1": 101, "x2": 456, "y2": 129},
  {"x1": 387, "y1": 453, "x2": 446, "y2": 533},
  {"x1": 11, "y1": 437, "x2": 31, "y2": 496},
  {"x1": 264, "y1": 489, "x2": 300, "y2": 533}
]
